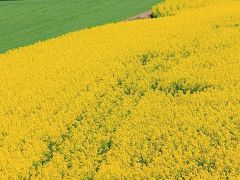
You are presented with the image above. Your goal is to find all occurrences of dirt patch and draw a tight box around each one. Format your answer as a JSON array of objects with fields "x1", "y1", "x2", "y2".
[{"x1": 125, "y1": 10, "x2": 152, "y2": 21}]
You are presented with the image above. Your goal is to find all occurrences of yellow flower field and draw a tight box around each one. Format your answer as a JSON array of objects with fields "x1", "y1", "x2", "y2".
[
  {"x1": 0, "y1": 1, "x2": 240, "y2": 179},
  {"x1": 152, "y1": 0, "x2": 240, "y2": 17}
]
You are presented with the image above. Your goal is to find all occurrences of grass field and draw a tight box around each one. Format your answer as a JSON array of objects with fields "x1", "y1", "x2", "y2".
[{"x1": 0, "y1": 0, "x2": 161, "y2": 53}]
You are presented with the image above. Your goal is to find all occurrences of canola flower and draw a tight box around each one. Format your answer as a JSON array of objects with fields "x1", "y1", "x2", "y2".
[
  {"x1": 0, "y1": 1, "x2": 240, "y2": 179},
  {"x1": 152, "y1": 0, "x2": 240, "y2": 17}
]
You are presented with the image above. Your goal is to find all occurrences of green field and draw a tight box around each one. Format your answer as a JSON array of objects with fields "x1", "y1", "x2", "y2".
[{"x1": 0, "y1": 0, "x2": 161, "y2": 53}]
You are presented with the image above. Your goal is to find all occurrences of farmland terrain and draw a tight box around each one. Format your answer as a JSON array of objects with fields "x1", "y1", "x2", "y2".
[
  {"x1": 0, "y1": 1, "x2": 239, "y2": 178},
  {"x1": 0, "y1": 0, "x2": 160, "y2": 53}
]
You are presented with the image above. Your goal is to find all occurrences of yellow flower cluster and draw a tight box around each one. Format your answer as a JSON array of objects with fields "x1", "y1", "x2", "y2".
[
  {"x1": 152, "y1": 0, "x2": 239, "y2": 17},
  {"x1": 0, "y1": 1, "x2": 240, "y2": 179}
]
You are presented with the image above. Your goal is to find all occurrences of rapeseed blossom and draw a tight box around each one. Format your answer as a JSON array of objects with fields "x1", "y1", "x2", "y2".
[
  {"x1": 152, "y1": 0, "x2": 240, "y2": 17},
  {"x1": 0, "y1": 1, "x2": 240, "y2": 179}
]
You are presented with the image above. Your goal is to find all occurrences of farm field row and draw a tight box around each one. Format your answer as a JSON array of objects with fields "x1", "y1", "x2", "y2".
[
  {"x1": 0, "y1": 1, "x2": 239, "y2": 178},
  {"x1": 0, "y1": 0, "x2": 161, "y2": 53}
]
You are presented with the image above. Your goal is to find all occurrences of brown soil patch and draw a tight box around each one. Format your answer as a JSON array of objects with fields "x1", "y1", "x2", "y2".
[{"x1": 125, "y1": 10, "x2": 152, "y2": 21}]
